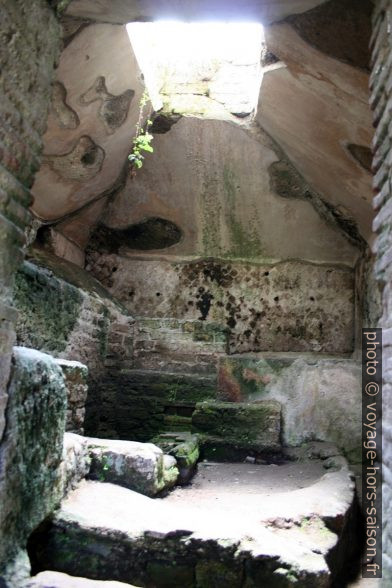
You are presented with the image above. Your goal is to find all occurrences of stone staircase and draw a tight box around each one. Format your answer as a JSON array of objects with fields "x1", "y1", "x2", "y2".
[
  {"x1": 4, "y1": 343, "x2": 362, "y2": 587},
  {"x1": 192, "y1": 399, "x2": 281, "y2": 461},
  {"x1": 92, "y1": 318, "x2": 225, "y2": 441},
  {"x1": 92, "y1": 324, "x2": 360, "y2": 465},
  {"x1": 111, "y1": 369, "x2": 217, "y2": 440}
]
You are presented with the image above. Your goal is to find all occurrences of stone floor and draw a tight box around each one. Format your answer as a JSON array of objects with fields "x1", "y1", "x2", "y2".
[
  {"x1": 161, "y1": 460, "x2": 327, "y2": 511},
  {"x1": 28, "y1": 449, "x2": 359, "y2": 587}
]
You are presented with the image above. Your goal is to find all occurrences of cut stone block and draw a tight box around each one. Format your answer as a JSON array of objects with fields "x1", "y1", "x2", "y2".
[
  {"x1": 55, "y1": 359, "x2": 88, "y2": 435},
  {"x1": 162, "y1": 455, "x2": 179, "y2": 490},
  {"x1": 152, "y1": 432, "x2": 200, "y2": 484},
  {"x1": 0, "y1": 347, "x2": 67, "y2": 570},
  {"x1": 192, "y1": 400, "x2": 281, "y2": 451},
  {"x1": 86, "y1": 436, "x2": 179, "y2": 496},
  {"x1": 60, "y1": 433, "x2": 92, "y2": 496},
  {"x1": 25, "y1": 571, "x2": 138, "y2": 587}
]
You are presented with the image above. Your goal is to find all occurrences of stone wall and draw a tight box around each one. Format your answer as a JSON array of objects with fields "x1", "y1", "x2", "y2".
[
  {"x1": 83, "y1": 112, "x2": 361, "y2": 359},
  {"x1": 133, "y1": 318, "x2": 228, "y2": 371},
  {"x1": 88, "y1": 256, "x2": 356, "y2": 355},
  {"x1": 95, "y1": 318, "x2": 224, "y2": 441},
  {"x1": 0, "y1": 347, "x2": 66, "y2": 573},
  {"x1": 371, "y1": 1, "x2": 392, "y2": 582},
  {"x1": 12, "y1": 250, "x2": 134, "y2": 437},
  {"x1": 0, "y1": 0, "x2": 60, "y2": 441},
  {"x1": 0, "y1": 0, "x2": 61, "y2": 574},
  {"x1": 55, "y1": 359, "x2": 88, "y2": 434},
  {"x1": 217, "y1": 354, "x2": 361, "y2": 462}
]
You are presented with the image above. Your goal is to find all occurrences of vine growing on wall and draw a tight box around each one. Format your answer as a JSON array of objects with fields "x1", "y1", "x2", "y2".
[{"x1": 128, "y1": 90, "x2": 154, "y2": 177}]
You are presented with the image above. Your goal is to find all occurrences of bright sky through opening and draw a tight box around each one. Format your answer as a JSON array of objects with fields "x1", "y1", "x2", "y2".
[{"x1": 127, "y1": 21, "x2": 265, "y2": 112}]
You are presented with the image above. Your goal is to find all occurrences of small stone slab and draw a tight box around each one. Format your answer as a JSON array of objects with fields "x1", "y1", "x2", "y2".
[
  {"x1": 152, "y1": 432, "x2": 200, "y2": 483},
  {"x1": 192, "y1": 400, "x2": 281, "y2": 450},
  {"x1": 86, "y1": 436, "x2": 179, "y2": 496}
]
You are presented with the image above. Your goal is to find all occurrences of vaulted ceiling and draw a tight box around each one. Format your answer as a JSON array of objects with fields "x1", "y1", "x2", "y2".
[{"x1": 31, "y1": 0, "x2": 374, "y2": 265}]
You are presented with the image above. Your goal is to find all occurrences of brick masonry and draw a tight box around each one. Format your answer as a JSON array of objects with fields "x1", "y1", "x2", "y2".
[
  {"x1": 370, "y1": 1, "x2": 392, "y2": 582},
  {"x1": 12, "y1": 257, "x2": 134, "y2": 437}
]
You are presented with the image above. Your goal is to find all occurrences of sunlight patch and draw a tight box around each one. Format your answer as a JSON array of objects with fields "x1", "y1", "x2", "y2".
[{"x1": 127, "y1": 21, "x2": 264, "y2": 118}]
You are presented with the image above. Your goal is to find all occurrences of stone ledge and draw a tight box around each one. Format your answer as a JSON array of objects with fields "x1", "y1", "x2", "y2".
[
  {"x1": 192, "y1": 400, "x2": 281, "y2": 450},
  {"x1": 25, "y1": 570, "x2": 138, "y2": 587},
  {"x1": 64, "y1": 433, "x2": 179, "y2": 497},
  {"x1": 28, "y1": 456, "x2": 357, "y2": 587}
]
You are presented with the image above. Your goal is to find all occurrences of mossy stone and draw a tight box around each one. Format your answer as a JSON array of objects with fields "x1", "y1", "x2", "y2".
[
  {"x1": 146, "y1": 560, "x2": 194, "y2": 588},
  {"x1": 152, "y1": 433, "x2": 200, "y2": 483},
  {"x1": 192, "y1": 400, "x2": 281, "y2": 450},
  {"x1": 13, "y1": 261, "x2": 83, "y2": 354},
  {"x1": 196, "y1": 560, "x2": 243, "y2": 587}
]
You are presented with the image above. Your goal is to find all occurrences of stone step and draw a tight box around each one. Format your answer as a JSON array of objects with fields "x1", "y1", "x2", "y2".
[
  {"x1": 133, "y1": 318, "x2": 228, "y2": 372},
  {"x1": 28, "y1": 455, "x2": 359, "y2": 587},
  {"x1": 116, "y1": 369, "x2": 218, "y2": 401},
  {"x1": 94, "y1": 369, "x2": 218, "y2": 442},
  {"x1": 192, "y1": 400, "x2": 281, "y2": 455},
  {"x1": 94, "y1": 354, "x2": 361, "y2": 462},
  {"x1": 132, "y1": 355, "x2": 219, "y2": 375}
]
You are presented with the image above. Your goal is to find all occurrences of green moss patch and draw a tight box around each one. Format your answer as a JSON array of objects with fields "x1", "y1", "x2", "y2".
[
  {"x1": 13, "y1": 261, "x2": 83, "y2": 354},
  {"x1": 192, "y1": 400, "x2": 281, "y2": 450},
  {"x1": 152, "y1": 432, "x2": 200, "y2": 483}
]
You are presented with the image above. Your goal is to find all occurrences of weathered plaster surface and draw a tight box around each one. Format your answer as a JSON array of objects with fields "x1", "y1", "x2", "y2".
[
  {"x1": 31, "y1": 23, "x2": 144, "y2": 223},
  {"x1": 95, "y1": 117, "x2": 359, "y2": 264},
  {"x1": 30, "y1": 0, "x2": 373, "y2": 266},
  {"x1": 217, "y1": 355, "x2": 361, "y2": 461},
  {"x1": 260, "y1": 14, "x2": 373, "y2": 242},
  {"x1": 86, "y1": 256, "x2": 355, "y2": 354}
]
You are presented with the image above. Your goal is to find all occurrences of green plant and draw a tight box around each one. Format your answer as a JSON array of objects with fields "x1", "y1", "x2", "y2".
[
  {"x1": 128, "y1": 90, "x2": 154, "y2": 175},
  {"x1": 98, "y1": 454, "x2": 110, "y2": 482}
]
